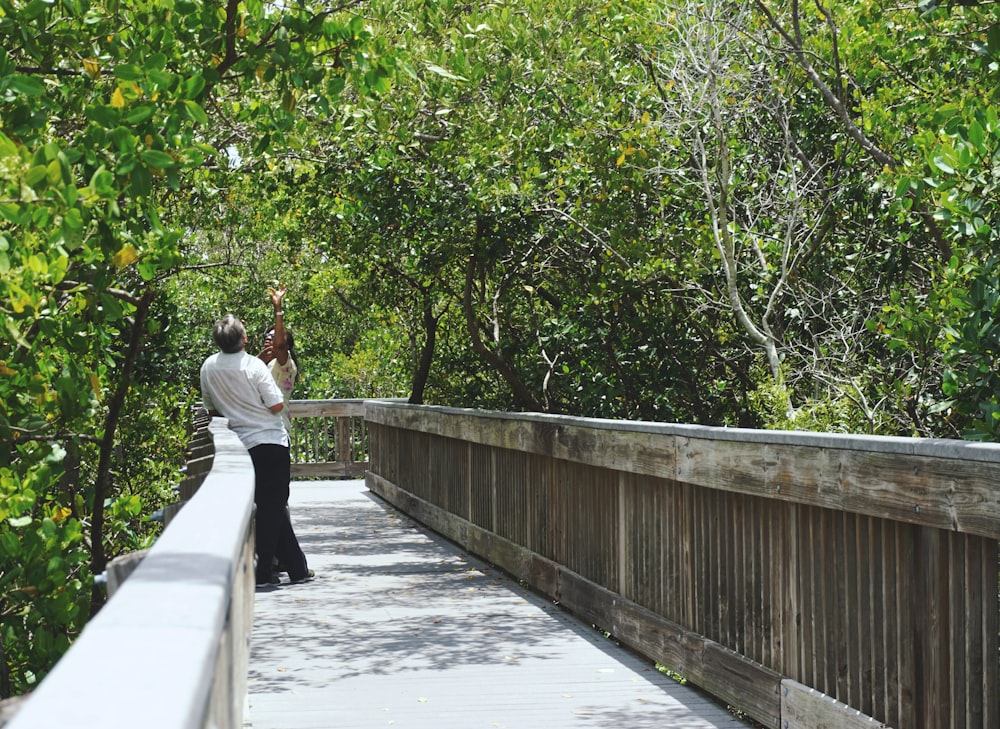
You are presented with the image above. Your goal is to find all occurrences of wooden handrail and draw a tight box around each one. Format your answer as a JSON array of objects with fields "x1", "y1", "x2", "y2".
[
  {"x1": 286, "y1": 398, "x2": 371, "y2": 479},
  {"x1": 2, "y1": 398, "x2": 385, "y2": 728},
  {"x1": 6, "y1": 419, "x2": 255, "y2": 729},
  {"x1": 11, "y1": 398, "x2": 996, "y2": 729},
  {"x1": 364, "y1": 401, "x2": 1000, "y2": 729}
]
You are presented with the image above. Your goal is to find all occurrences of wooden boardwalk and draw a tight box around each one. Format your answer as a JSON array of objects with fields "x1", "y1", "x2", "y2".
[{"x1": 245, "y1": 480, "x2": 752, "y2": 729}]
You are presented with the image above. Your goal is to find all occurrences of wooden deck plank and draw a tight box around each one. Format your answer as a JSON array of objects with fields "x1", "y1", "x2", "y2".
[{"x1": 246, "y1": 480, "x2": 752, "y2": 729}]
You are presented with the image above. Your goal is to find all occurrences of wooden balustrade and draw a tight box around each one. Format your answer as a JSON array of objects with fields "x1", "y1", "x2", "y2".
[
  {"x1": 364, "y1": 401, "x2": 1000, "y2": 729},
  {"x1": 5, "y1": 418, "x2": 255, "y2": 729},
  {"x1": 2, "y1": 398, "x2": 371, "y2": 728},
  {"x1": 287, "y1": 398, "x2": 368, "y2": 479},
  {"x1": 6, "y1": 399, "x2": 997, "y2": 729}
]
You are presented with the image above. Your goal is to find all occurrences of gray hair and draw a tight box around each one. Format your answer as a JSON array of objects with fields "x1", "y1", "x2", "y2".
[{"x1": 212, "y1": 314, "x2": 246, "y2": 353}]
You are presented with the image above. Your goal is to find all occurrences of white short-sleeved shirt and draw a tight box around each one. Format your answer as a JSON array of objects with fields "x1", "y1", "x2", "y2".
[{"x1": 200, "y1": 351, "x2": 288, "y2": 449}]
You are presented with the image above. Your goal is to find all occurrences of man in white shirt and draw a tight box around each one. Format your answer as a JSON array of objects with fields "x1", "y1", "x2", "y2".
[{"x1": 200, "y1": 314, "x2": 313, "y2": 587}]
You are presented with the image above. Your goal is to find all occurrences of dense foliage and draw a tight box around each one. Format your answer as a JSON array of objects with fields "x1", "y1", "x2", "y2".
[
  {"x1": 1, "y1": 0, "x2": 997, "y2": 696},
  {"x1": 0, "y1": 0, "x2": 385, "y2": 695}
]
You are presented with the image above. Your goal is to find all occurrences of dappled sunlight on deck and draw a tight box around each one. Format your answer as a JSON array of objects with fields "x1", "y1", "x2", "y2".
[{"x1": 246, "y1": 480, "x2": 748, "y2": 729}]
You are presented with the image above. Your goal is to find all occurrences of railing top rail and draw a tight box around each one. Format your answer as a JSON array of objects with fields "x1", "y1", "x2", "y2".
[
  {"x1": 365, "y1": 401, "x2": 1000, "y2": 540},
  {"x1": 364, "y1": 400, "x2": 1000, "y2": 463},
  {"x1": 7, "y1": 422, "x2": 254, "y2": 729},
  {"x1": 289, "y1": 397, "x2": 406, "y2": 419}
]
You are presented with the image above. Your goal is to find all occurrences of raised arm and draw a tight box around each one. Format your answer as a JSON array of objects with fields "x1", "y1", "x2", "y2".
[{"x1": 258, "y1": 285, "x2": 290, "y2": 366}]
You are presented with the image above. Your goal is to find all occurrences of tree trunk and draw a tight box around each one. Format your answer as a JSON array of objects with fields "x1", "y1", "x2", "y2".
[
  {"x1": 463, "y1": 256, "x2": 545, "y2": 412},
  {"x1": 408, "y1": 290, "x2": 438, "y2": 405},
  {"x1": 0, "y1": 632, "x2": 10, "y2": 699},
  {"x1": 89, "y1": 289, "x2": 155, "y2": 616}
]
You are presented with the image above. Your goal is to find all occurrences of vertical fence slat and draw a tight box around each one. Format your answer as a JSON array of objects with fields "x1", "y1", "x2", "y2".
[
  {"x1": 979, "y1": 536, "x2": 999, "y2": 729},
  {"x1": 835, "y1": 511, "x2": 849, "y2": 703},
  {"x1": 951, "y1": 532, "x2": 967, "y2": 729},
  {"x1": 919, "y1": 528, "x2": 948, "y2": 729},
  {"x1": 780, "y1": 501, "x2": 795, "y2": 680},
  {"x1": 801, "y1": 506, "x2": 816, "y2": 691},
  {"x1": 869, "y1": 517, "x2": 885, "y2": 724},
  {"x1": 897, "y1": 525, "x2": 916, "y2": 729}
]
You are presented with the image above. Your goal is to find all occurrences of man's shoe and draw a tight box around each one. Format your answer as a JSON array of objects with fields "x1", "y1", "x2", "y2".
[
  {"x1": 289, "y1": 569, "x2": 315, "y2": 585},
  {"x1": 274, "y1": 561, "x2": 290, "y2": 574},
  {"x1": 256, "y1": 573, "x2": 281, "y2": 588}
]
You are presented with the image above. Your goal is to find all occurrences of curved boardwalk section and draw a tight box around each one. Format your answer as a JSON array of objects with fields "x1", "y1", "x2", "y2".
[{"x1": 245, "y1": 480, "x2": 748, "y2": 729}]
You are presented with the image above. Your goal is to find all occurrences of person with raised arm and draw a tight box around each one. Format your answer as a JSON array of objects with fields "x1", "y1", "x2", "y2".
[{"x1": 258, "y1": 285, "x2": 299, "y2": 433}]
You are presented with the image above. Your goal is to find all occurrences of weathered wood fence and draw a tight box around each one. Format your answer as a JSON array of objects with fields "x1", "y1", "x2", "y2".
[
  {"x1": 5, "y1": 416, "x2": 255, "y2": 729},
  {"x1": 2, "y1": 399, "x2": 370, "y2": 729},
  {"x1": 6, "y1": 400, "x2": 997, "y2": 729},
  {"x1": 287, "y1": 398, "x2": 368, "y2": 479},
  {"x1": 364, "y1": 401, "x2": 1000, "y2": 729}
]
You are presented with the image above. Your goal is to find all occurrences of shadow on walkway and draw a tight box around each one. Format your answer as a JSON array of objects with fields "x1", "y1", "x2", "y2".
[{"x1": 246, "y1": 480, "x2": 751, "y2": 729}]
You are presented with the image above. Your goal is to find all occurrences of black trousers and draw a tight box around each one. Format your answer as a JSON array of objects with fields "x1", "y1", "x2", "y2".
[{"x1": 248, "y1": 443, "x2": 308, "y2": 582}]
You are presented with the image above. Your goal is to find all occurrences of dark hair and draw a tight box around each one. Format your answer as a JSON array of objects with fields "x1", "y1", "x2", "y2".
[
  {"x1": 265, "y1": 328, "x2": 300, "y2": 380},
  {"x1": 213, "y1": 314, "x2": 246, "y2": 353}
]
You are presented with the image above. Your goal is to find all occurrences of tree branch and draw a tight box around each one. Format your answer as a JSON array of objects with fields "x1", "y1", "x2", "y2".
[
  {"x1": 8, "y1": 430, "x2": 102, "y2": 445},
  {"x1": 89, "y1": 288, "x2": 155, "y2": 616},
  {"x1": 752, "y1": 1, "x2": 952, "y2": 260},
  {"x1": 753, "y1": 1, "x2": 896, "y2": 168},
  {"x1": 463, "y1": 255, "x2": 545, "y2": 412},
  {"x1": 56, "y1": 280, "x2": 143, "y2": 307},
  {"x1": 532, "y1": 205, "x2": 630, "y2": 267},
  {"x1": 13, "y1": 66, "x2": 83, "y2": 77}
]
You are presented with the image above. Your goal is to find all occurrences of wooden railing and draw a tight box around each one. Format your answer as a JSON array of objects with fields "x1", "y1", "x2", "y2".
[
  {"x1": 8, "y1": 399, "x2": 998, "y2": 729},
  {"x1": 287, "y1": 398, "x2": 368, "y2": 479},
  {"x1": 2, "y1": 399, "x2": 371, "y2": 728},
  {"x1": 5, "y1": 416, "x2": 255, "y2": 729},
  {"x1": 364, "y1": 402, "x2": 1000, "y2": 729}
]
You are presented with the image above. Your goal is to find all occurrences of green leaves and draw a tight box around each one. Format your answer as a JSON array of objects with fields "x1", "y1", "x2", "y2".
[
  {"x1": 113, "y1": 64, "x2": 145, "y2": 82},
  {"x1": 125, "y1": 104, "x2": 156, "y2": 125},
  {"x1": 7, "y1": 75, "x2": 45, "y2": 96},
  {"x1": 85, "y1": 102, "x2": 120, "y2": 128},
  {"x1": 0, "y1": 0, "x2": 388, "y2": 695},
  {"x1": 183, "y1": 100, "x2": 209, "y2": 124},
  {"x1": 0, "y1": 499, "x2": 89, "y2": 690},
  {"x1": 425, "y1": 63, "x2": 467, "y2": 82},
  {"x1": 140, "y1": 149, "x2": 176, "y2": 169},
  {"x1": 89, "y1": 166, "x2": 116, "y2": 197}
]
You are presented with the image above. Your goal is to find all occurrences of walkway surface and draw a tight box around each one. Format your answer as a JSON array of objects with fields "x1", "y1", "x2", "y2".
[{"x1": 245, "y1": 480, "x2": 751, "y2": 729}]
